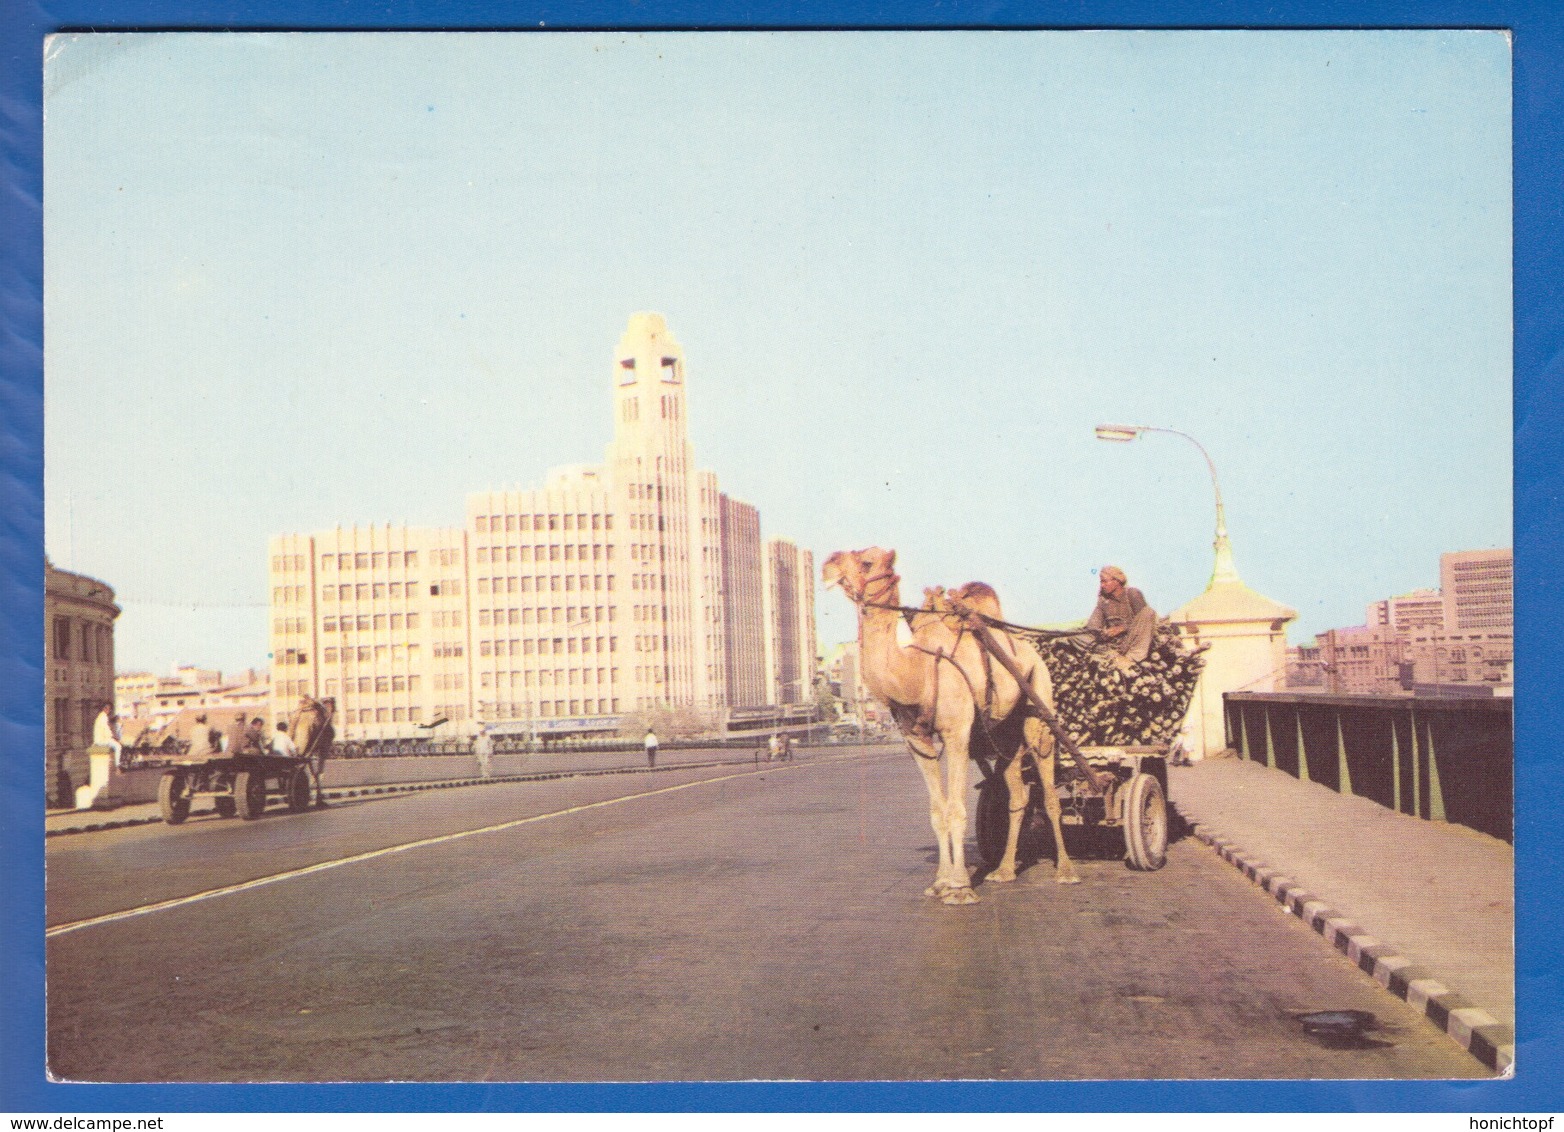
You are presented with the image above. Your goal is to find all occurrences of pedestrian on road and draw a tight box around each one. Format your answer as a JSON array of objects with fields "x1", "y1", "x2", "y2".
[
  {"x1": 644, "y1": 728, "x2": 659, "y2": 769},
  {"x1": 270, "y1": 721, "x2": 299, "y2": 759},
  {"x1": 474, "y1": 724, "x2": 494, "y2": 779}
]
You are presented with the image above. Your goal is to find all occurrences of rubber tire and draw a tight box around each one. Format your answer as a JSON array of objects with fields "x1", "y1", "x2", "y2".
[
  {"x1": 214, "y1": 796, "x2": 237, "y2": 818},
  {"x1": 158, "y1": 769, "x2": 190, "y2": 825},
  {"x1": 974, "y1": 775, "x2": 1011, "y2": 869},
  {"x1": 235, "y1": 770, "x2": 267, "y2": 820},
  {"x1": 1123, "y1": 772, "x2": 1169, "y2": 871},
  {"x1": 286, "y1": 765, "x2": 311, "y2": 813}
]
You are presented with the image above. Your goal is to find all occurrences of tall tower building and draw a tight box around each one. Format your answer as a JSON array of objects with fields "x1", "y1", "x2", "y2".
[
  {"x1": 269, "y1": 313, "x2": 809, "y2": 739},
  {"x1": 719, "y1": 494, "x2": 766, "y2": 705},
  {"x1": 764, "y1": 538, "x2": 818, "y2": 705}
]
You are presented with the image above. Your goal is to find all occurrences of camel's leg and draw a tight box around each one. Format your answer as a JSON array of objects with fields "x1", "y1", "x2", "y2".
[
  {"x1": 986, "y1": 751, "x2": 1029, "y2": 883},
  {"x1": 935, "y1": 723, "x2": 979, "y2": 905},
  {"x1": 1024, "y1": 718, "x2": 1079, "y2": 884},
  {"x1": 902, "y1": 733, "x2": 960, "y2": 898}
]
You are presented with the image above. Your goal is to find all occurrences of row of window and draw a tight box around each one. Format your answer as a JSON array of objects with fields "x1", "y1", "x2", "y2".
[
  {"x1": 485, "y1": 698, "x2": 618, "y2": 719},
  {"x1": 320, "y1": 581, "x2": 465, "y2": 602},
  {"x1": 273, "y1": 617, "x2": 309, "y2": 635},
  {"x1": 478, "y1": 668, "x2": 616, "y2": 688},
  {"x1": 342, "y1": 707, "x2": 424, "y2": 724},
  {"x1": 326, "y1": 644, "x2": 422, "y2": 663},
  {"x1": 319, "y1": 551, "x2": 423, "y2": 571},
  {"x1": 477, "y1": 544, "x2": 610, "y2": 564},
  {"x1": 477, "y1": 575, "x2": 610, "y2": 595},
  {"x1": 277, "y1": 649, "x2": 310, "y2": 665},
  {"x1": 474, "y1": 512, "x2": 610, "y2": 534},
  {"x1": 272, "y1": 554, "x2": 308, "y2": 572},
  {"x1": 477, "y1": 606, "x2": 613, "y2": 627},
  {"x1": 51, "y1": 617, "x2": 112, "y2": 665},
  {"x1": 477, "y1": 636, "x2": 616, "y2": 658},
  {"x1": 326, "y1": 675, "x2": 423, "y2": 694},
  {"x1": 325, "y1": 613, "x2": 422, "y2": 632},
  {"x1": 274, "y1": 585, "x2": 308, "y2": 605}
]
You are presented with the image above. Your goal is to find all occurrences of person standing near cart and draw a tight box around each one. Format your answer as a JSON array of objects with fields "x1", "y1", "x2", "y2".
[
  {"x1": 290, "y1": 695, "x2": 336, "y2": 808},
  {"x1": 644, "y1": 727, "x2": 659, "y2": 769}
]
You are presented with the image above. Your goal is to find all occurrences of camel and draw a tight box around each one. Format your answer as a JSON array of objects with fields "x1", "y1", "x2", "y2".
[{"x1": 823, "y1": 547, "x2": 1079, "y2": 904}]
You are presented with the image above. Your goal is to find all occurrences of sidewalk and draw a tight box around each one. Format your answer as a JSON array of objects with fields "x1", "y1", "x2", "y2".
[{"x1": 1169, "y1": 755, "x2": 1514, "y2": 1073}]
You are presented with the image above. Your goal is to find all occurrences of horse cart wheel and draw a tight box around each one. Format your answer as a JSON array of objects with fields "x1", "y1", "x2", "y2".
[
  {"x1": 1122, "y1": 772, "x2": 1168, "y2": 871},
  {"x1": 974, "y1": 775, "x2": 1012, "y2": 869},
  {"x1": 235, "y1": 770, "x2": 268, "y2": 820},
  {"x1": 286, "y1": 765, "x2": 312, "y2": 813},
  {"x1": 158, "y1": 769, "x2": 191, "y2": 825},
  {"x1": 214, "y1": 796, "x2": 237, "y2": 818}
]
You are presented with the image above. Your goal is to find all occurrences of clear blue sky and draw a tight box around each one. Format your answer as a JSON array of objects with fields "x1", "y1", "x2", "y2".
[{"x1": 42, "y1": 30, "x2": 1512, "y2": 675}]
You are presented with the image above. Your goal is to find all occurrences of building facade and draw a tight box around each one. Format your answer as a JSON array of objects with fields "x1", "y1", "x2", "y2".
[
  {"x1": 45, "y1": 559, "x2": 119, "y2": 789},
  {"x1": 269, "y1": 314, "x2": 816, "y2": 738},
  {"x1": 1441, "y1": 549, "x2": 1512, "y2": 632},
  {"x1": 1285, "y1": 547, "x2": 1512, "y2": 695}
]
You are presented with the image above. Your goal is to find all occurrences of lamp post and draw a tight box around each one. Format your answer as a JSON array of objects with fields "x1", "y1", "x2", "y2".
[{"x1": 1094, "y1": 424, "x2": 1240, "y2": 586}]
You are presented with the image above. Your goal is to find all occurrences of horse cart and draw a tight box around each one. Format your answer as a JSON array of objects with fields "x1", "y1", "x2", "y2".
[{"x1": 157, "y1": 753, "x2": 313, "y2": 823}]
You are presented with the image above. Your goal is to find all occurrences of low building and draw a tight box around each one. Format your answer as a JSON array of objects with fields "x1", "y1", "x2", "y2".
[{"x1": 45, "y1": 559, "x2": 119, "y2": 799}]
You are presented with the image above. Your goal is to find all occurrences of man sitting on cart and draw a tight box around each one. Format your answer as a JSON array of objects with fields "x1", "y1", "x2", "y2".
[{"x1": 1084, "y1": 565, "x2": 1157, "y2": 671}]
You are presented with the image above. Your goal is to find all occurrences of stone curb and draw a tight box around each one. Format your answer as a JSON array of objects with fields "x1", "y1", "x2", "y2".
[
  {"x1": 44, "y1": 757, "x2": 752, "y2": 840},
  {"x1": 1175, "y1": 805, "x2": 1514, "y2": 1076}
]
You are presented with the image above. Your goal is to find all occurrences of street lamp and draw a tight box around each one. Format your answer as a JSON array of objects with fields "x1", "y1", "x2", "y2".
[{"x1": 1094, "y1": 423, "x2": 1240, "y2": 586}]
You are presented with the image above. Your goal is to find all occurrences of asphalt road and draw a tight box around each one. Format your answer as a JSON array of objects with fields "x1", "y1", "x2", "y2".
[{"x1": 46, "y1": 745, "x2": 1486, "y2": 1082}]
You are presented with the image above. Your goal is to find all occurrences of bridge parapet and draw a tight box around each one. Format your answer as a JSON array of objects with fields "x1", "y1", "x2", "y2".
[{"x1": 1223, "y1": 691, "x2": 1511, "y2": 843}]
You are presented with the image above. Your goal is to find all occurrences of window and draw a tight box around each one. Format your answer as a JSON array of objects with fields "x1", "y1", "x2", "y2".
[{"x1": 476, "y1": 516, "x2": 488, "y2": 533}]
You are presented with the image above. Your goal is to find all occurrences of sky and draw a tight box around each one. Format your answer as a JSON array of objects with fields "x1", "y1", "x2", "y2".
[{"x1": 42, "y1": 30, "x2": 1512, "y2": 676}]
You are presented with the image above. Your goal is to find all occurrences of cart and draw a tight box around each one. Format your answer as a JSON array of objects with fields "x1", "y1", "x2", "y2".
[
  {"x1": 157, "y1": 753, "x2": 313, "y2": 824},
  {"x1": 973, "y1": 745, "x2": 1169, "y2": 872},
  {"x1": 946, "y1": 595, "x2": 1175, "y2": 873}
]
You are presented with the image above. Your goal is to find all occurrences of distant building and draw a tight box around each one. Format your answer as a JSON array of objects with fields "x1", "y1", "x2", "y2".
[
  {"x1": 763, "y1": 539, "x2": 817, "y2": 706},
  {"x1": 45, "y1": 559, "x2": 119, "y2": 791},
  {"x1": 1284, "y1": 642, "x2": 1325, "y2": 689},
  {"x1": 1441, "y1": 549, "x2": 1512, "y2": 631},
  {"x1": 1316, "y1": 624, "x2": 1404, "y2": 695},
  {"x1": 1366, "y1": 588, "x2": 1446, "y2": 634},
  {"x1": 1289, "y1": 547, "x2": 1512, "y2": 696},
  {"x1": 269, "y1": 314, "x2": 816, "y2": 739},
  {"x1": 116, "y1": 666, "x2": 275, "y2": 745}
]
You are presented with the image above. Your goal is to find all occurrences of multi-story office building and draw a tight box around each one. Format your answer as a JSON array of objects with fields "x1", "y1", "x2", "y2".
[
  {"x1": 763, "y1": 539, "x2": 816, "y2": 706},
  {"x1": 1366, "y1": 589, "x2": 1446, "y2": 634},
  {"x1": 269, "y1": 314, "x2": 816, "y2": 738},
  {"x1": 719, "y1": 495, "x2": 767, "y2": 706},
  {"x1": 1441, "y1": 549, "x2": 1512, "y2": 631}
]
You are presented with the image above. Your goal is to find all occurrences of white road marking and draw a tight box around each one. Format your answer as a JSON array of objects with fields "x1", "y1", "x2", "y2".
[{"x1": 46, "y1": 753, "x2": 883, "y2": 939}]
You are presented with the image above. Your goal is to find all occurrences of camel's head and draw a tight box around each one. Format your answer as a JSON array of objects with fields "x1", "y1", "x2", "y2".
[
  {"x1": 823, "y1": 547, "x2": 897, "y2": 604},
  {"x1": 950, "y1": 581, "x2": 1004, "y2": 620}
]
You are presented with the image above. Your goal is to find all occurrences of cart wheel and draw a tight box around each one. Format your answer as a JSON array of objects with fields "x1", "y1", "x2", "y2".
[
  {"x1": 974, "y1": 775, "x2": 1011, "y2": 869},
  {"x1": 158, "y1": 769, "x2": 190, "y2": 825},
  {"x1": 235, "y1": 770, "x2": 267, "y2": 820},
  {"x1": 286, "y1": 765, "x2": 311, "y2": 813},
  {"x1": 214, "y1": 796, "x2": 237, "y2": 818},
  {"x1": 1123, "y1": 772, "x2": 1168, "y2": 871}
]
